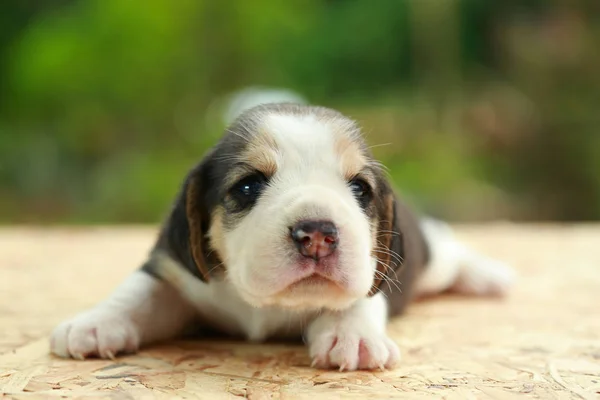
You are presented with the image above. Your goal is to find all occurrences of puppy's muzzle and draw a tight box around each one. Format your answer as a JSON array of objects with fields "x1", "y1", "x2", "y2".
[{"x1": 290, "y1": 220, "x2": 339, "y2": 261}]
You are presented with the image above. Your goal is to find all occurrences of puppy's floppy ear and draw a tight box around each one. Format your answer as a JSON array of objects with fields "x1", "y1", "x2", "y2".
[
  {"x1": 149, "y1": 149, "x2": 221, "y2": 282},
  {"x1": 368, "y1": 173, "x2": 429, "y2": 315},
  {"x1": 369, "y1": 181, "x2": 398, "y2": 297}
]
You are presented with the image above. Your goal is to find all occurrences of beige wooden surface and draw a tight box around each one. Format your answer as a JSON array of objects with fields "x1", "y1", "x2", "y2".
[{"x1": 0, "y1": 225, "x2": 599, "y2": 399}]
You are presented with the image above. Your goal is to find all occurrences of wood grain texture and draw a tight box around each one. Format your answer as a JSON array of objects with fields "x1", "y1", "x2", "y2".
[{"x1": 1, "y1": 225, "x2": 599, "y2": 399}]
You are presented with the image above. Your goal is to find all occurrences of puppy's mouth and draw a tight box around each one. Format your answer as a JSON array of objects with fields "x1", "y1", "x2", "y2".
[
  {"x1": 259, "y1": 270, "x2": 352, "y2": 310},
  {"x1": 287, "y1": 273, "x2": 339, "y2": 289},
  {"x1": 278, "y1": 270, "x2": 349, "y2": 298}
]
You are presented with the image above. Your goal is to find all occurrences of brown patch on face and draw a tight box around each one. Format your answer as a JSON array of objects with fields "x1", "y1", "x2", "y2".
[
  {"x1": 185, "y1": 176, "x2": 211, "y2": 282},
  {"x1": 334, "y1": 132, "x2": 368, "y2": 180},
  {"x1": 369, "y1": 193, "x2": 395, "y2": 296},
  {"x1": 240, "y1": 127, "x2": 279, "y2": 177}
]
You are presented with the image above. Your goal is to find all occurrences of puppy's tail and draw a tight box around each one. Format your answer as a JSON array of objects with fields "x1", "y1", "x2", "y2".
[{"x1": 223, "y1": 86, "x2": 307, "y2": 125}]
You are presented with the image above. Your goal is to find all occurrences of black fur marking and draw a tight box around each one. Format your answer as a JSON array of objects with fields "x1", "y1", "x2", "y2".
[
  {"x1": 368, "y1": 161, "x2": 430, "y2": 316},
  {"x1": 143, "y1": 120, "x2": 258, "y2": 281}
]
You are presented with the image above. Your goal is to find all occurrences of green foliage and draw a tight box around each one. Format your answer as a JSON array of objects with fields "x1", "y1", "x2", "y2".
[{"x1": 0, "y1": 0, "x2": 598, "y2": 223}]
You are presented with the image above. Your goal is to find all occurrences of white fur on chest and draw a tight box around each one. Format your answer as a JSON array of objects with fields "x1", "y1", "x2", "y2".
[{"x1": 188, "y1": 280, "x2": 315, "y2": 342}]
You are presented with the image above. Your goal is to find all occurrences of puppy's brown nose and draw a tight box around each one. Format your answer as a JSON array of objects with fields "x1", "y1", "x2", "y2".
[{"x1": 290, "y1": 220, "x2": 339, "y2": 260}]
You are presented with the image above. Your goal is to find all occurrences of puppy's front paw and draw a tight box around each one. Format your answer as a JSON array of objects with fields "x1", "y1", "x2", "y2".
[
  {"x1": 306, "y1": 315, "x2": 400, "y2": 371},
  {"x1": 50, "y1": 311, "x2": 139, "y2": 360}
]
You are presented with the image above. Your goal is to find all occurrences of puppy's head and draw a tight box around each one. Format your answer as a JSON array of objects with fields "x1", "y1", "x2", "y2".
[{"x1": 163, "y1": 104, "x2": 399, "y2": 311}]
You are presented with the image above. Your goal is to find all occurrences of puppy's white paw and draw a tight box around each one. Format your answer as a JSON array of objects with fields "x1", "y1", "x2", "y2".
[
  {"x1": 454, "y1": 255, "x2": 516, "y2": 296},
  {"x1": 50, "y1": 311, "x2": 140, "y2": 360},
  {"x1": 306, "y1": 315, "x2": 400, "y2": 371}
]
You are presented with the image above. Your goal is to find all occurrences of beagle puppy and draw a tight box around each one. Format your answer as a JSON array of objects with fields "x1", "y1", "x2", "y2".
[{"x1": 50, "y1": 103, "x2": 514, "y2": 370}]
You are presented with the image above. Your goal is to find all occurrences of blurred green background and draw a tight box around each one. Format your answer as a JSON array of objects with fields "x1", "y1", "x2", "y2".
[{"x1": 1, "y1": 0, "x2": 599, "y2": 224}]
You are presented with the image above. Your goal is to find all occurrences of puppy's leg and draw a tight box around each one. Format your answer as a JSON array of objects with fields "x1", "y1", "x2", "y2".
[
  {"x1": 306, "y1": 292, "x2": 400, "y2": 371},
  {"x1": 51, "y1": 270, "x2": 196, "y2": 359},
  {"x1": 414, "y1": 218, "x2": 515, "y2": 297}
]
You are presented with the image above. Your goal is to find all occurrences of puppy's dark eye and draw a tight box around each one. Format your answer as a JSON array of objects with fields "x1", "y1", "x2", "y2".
[
  {"x1": 349, "y1": 178, "x2": 371, "y2": 208},
  {"x1": 229, "y1": 173, "x2": 267, "y2": 210}
]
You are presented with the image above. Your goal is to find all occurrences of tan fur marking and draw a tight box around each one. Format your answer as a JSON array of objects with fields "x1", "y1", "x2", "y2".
[
  {"x1": 369, "y1": 194, "x2": 394, "y2": 297},
  {"x1": 207, "y1": 206, "x2": 227, "y2": 277},
  {"x1": 186, "y1": 177, "x2": 211, "y2": 281},
  {"x1": 334, "y1": 131, "x2": 367, "y2": 179},
  {"x1": 244, "y1": 145, "x2": 278, "y2": 176},
  {"x1": 241, "y1": 128, "x2": 279, "y2": 177}
]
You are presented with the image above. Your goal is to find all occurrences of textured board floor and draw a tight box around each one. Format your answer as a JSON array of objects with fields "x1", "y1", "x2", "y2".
[{"x1": 0, "y1": 225, "x2": 599, "y2": 399}]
